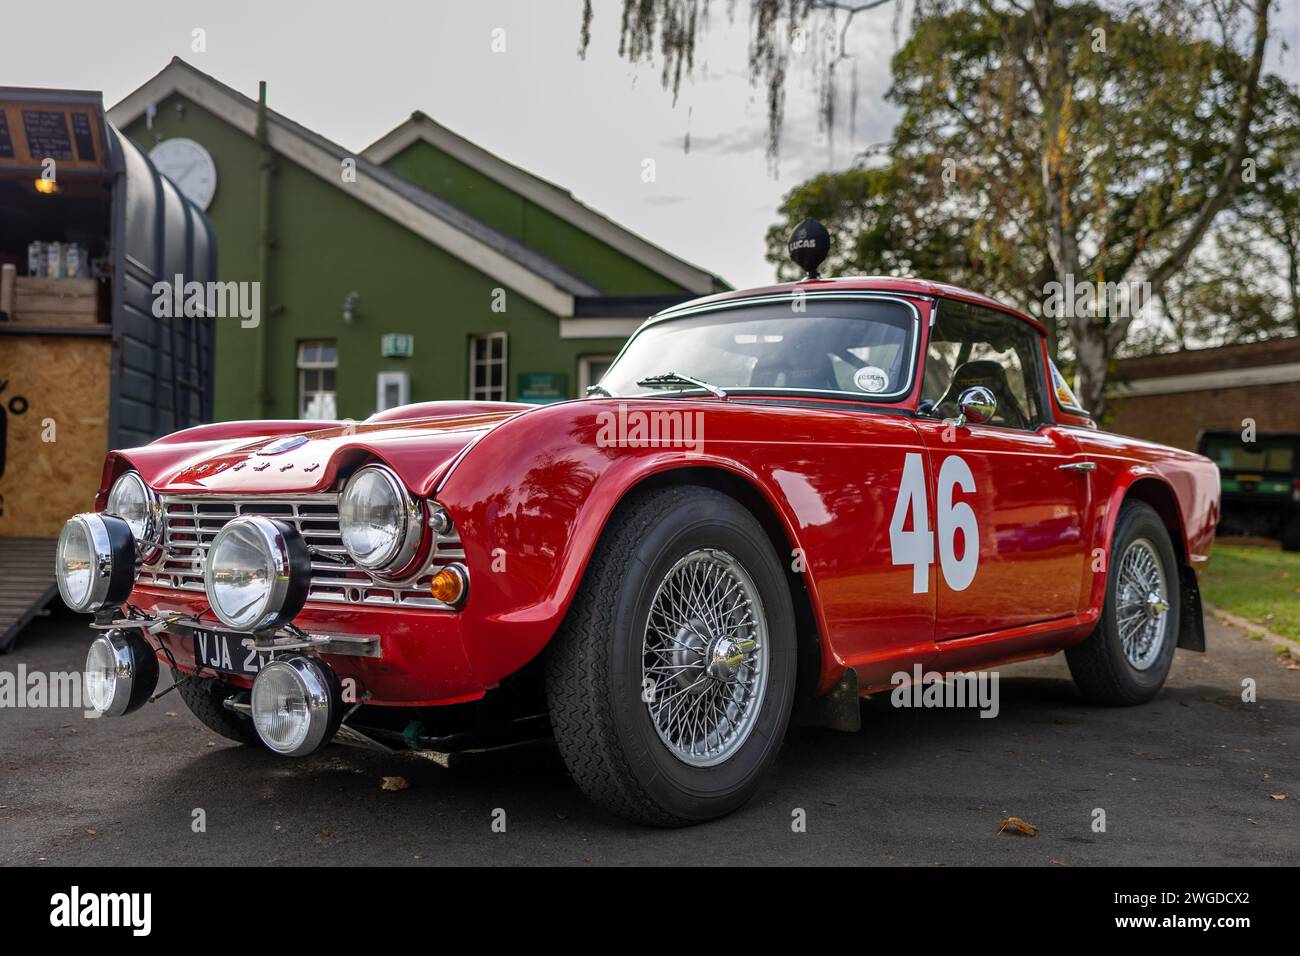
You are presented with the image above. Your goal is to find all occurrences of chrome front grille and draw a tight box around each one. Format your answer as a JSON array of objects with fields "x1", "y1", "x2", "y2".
[{"x1": 137, "y1": 494, "x2": 464, "y2": 609}]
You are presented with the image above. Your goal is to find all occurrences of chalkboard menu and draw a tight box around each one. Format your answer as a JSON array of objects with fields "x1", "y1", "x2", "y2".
[
  {"x1": 71, "y1": 111, "x2": 96, "y2": 161},
  {"x1": 0, "y1": 98, "x2": 106, "y2": 173},
  {"x1": 22, "y1": 110, "x2": 73, "y2": 161}
]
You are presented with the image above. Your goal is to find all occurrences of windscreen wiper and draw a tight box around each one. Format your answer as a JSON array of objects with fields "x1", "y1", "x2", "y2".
[
  {"x1": 635, "y1": 372, "x2": 728, "y2": 399},
  {"x1": 585, "y1": 384, "x2": 613, "y2": 397}
]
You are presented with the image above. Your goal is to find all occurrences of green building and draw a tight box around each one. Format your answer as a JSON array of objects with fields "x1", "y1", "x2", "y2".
[{"x1": 109, "y1": 58, "x2": 726, "y2": 422}]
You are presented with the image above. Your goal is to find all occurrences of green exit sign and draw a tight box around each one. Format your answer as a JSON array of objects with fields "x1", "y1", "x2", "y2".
[
  {"x1": 381, "y1": 333, "x2": 414, "y2": 358},
  {"x1": 517, "y1": 372, "x2": 568, "y2": 404}
]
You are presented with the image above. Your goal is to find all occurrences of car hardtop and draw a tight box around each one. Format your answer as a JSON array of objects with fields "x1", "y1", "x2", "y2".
[{"x1": 651, "y1": 276, "x2": 1048, "y2": 337}]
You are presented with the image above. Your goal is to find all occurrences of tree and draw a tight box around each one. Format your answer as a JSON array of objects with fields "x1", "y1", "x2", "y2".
[
  {"x1": 1234, "y1": 84, "x2": 1300, "y2": 335},
  {"x1": 583, "y1": 0, "x2": 1280, "y2": 414},
  {"x1": 580, "y1": 0, "x2": 901, "y2": 168},
  {"x1": 1155, "y1": 85, "x2": 1300, "y2": 353},
  {"x1": 1019, "y1": 0, "x2": 1271, "y2": 413}
]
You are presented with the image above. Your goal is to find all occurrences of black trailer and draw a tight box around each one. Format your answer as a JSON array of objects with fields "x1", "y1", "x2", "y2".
[{"x1": 0, "y1": 86, "x2": 217, "y2": 650}]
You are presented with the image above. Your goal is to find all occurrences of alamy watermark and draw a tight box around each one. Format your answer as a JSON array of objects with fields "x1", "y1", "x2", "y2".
[
  {"x1": 1042, "y1": 276, "x2": 1151, "y2": 320},
  {"x1": 890, "y1": 664, "x2": 1000, "y2": 718},
  {"x1": 50, "y1": 886, "x2": 151, "y2": 936},
  {"x1": 1, "y1": 665, "x2": 97, "y2": 717},
  {"x1": 595, "y1": 403, "x2": 705, "y2": 454},
  {"x1": 151, "y1": 274, "x2": 260, "y2": 328}
]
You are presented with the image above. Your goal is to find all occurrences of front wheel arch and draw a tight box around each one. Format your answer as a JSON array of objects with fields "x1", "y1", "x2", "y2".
[
  {"x1": 1117, "y1": 477, "x2": 1206, "y2": 651},
  {"x1": 612, "y1": 466, "x2": 826, "y2": 702},
  {"x1": 1068, "y1": 499, "x2": 1182, "y2": 705},
  {"x1": 1122, "y1": 477, "x2": 1189, "y2": 564},
  {"x1": 1086, "y1": 474, "x2": 1189, "y2": 619}
]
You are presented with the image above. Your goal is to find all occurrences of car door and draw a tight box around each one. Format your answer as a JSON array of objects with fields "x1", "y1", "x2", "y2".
[{"x1": 909, "y1": 299, "x2": 1088, "y2": 641}]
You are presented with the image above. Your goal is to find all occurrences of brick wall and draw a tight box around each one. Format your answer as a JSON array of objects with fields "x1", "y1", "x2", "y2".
[
  {"x1": 1107, "y1": 382, "x2": 1300, "y2": 451},
  {"x1": 1105, "y1": 338, "x2": 1300, "y2": 452}
]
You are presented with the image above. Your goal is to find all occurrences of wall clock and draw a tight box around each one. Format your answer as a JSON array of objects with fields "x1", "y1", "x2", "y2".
[{"x1": 149, "y1": 137, "x2": 217, "y2": 211}]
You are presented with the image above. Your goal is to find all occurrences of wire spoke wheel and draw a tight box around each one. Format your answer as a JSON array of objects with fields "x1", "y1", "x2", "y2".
[
  {"x1": 1115, "y1": 537, "x2": 1170, "y2": 671},
  {"x1": 642, "y1": 548, "x2": 769, "y2": 767},
  {"x1": 547, "y1": 486, "x2": 796, "y2": 824}
]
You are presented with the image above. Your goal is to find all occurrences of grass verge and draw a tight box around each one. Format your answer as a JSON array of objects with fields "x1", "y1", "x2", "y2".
[{"x1": 1201, "y1": 544, "x2": 1300, "y2": 642}]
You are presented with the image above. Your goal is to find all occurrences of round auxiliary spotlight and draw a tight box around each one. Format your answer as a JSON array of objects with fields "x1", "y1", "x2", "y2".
[
  {"x1": 84, "y1": 629, "x2": 160, "y2": 717},
  {"x1": 250, "y1": 655, "x2": 341, "y2": 756},
  {"x1": 787, "y1": 218, "x2": 831, "y2": 279},
  {"x1": 56, "y1": 513, "x2": 137, "y2": 613},
  {"x1": 203, "y1": 516, "x2": 311, "y2": 632}
]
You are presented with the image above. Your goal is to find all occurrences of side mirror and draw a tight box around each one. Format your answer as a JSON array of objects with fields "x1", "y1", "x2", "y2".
[{"x1": 953, "y1": 386, "x2": 996, "y2": 427}]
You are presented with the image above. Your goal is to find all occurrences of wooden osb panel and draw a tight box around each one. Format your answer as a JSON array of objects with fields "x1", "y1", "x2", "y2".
[{"x1": 0, "y1": 335, "x2": 110, "y2": 537}]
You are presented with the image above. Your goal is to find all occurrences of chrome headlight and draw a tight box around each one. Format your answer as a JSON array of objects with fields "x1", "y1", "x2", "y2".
[
  {"x1": 106, "y1": 472, "x2": 161, "y2": 552},
  {"x1": 84, "y1": 629, "x2": 159, "y2": 717},
  {"x1": 203, "y1": 516, "x2": 311, "y2": 632},
  {"x1": 56, "y1": 513, "x2": 136, "y2": 612},
  {"x1": 338, "y1": 465, "x2": 423, "y2": 572}
]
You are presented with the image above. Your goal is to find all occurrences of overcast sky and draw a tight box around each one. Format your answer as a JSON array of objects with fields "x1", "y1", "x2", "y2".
[{"x1": 4, "y1": 0, "x2": 1298, "y2": 289}]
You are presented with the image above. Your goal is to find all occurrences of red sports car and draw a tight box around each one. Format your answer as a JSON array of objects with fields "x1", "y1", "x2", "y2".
[{"x1": 56, "y1": 267, "x2": 1219, "y2": 826}]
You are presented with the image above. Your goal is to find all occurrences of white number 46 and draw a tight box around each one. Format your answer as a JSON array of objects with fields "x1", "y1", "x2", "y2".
[{"x1": 889, "y1": 452, "x2": 979, "y2": 593}]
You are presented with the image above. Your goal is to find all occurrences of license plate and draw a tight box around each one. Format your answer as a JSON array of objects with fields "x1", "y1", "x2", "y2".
[{"x1": 192, "y1": 629, "x2": 272, "y2": 676}]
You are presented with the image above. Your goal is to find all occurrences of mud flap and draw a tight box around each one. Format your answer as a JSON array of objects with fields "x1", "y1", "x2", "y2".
[
  {"x1": 793, "y1": 667, "x2": 861, "y2": 732},
  {"x1": 1177, "y1": 566, "x2": 1206, "y2": 652}
]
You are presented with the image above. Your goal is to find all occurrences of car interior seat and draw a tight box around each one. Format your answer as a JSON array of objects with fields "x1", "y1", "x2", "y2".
[{"x1": 935, "y1": 359, "x2": 1030, "y2": 428}]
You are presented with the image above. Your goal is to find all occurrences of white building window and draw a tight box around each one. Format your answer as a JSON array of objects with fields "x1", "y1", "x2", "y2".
[
  {"x1": 376, "y1": 370, "x2": 409, "y2": 413},
  {"x1": 298, "y1": 340, "x2": 337, "y2": 419},
  {"x1": 469, "y1": 332, "x2": 507, "y2": 401},
  {"x1": 578, "y1": 354, "x2": 617, "y2": 396}
]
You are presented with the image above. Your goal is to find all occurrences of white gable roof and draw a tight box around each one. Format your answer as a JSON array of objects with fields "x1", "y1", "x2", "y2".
[{"x1": 109, "y1": 59, "x2": 603, "y2": 316}]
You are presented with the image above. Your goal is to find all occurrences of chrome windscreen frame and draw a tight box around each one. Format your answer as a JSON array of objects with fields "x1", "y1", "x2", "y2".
[{"x1": 604, "y1": 291, "x2": 926, "y2": 405}]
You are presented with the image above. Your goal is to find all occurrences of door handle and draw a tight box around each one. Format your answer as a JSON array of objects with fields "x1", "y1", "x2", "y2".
[{"x1": 1058, "y1": 461, "x2": 1097, "y2": 472}]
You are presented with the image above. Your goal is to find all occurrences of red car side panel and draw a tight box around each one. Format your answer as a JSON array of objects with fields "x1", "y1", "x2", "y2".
[
  {"x1": 911, "y1": 421, "x2": 1090, "y2": 640},
  {"x1": 437, "y1": 398, "x2": 937, "y2": 695}
]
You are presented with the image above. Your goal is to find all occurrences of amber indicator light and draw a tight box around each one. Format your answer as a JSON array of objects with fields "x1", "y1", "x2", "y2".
[{"x1": 429, "y1": 566, "x2": 465, "y2": 604}]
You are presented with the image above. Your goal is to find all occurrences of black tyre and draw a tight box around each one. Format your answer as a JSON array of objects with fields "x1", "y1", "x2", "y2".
[
  {"x1": 173, "y1": 670, "x2": 262, "y2": 745},
  {"x1": 1067, "y1": 501, "x2": 1181, "y2": 705},
  {"x1": 546, "y1": 486, "x2": 797, "y2": 826}
]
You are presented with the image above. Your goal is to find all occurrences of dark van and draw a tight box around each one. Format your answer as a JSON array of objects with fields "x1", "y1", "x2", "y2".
[{"x1": 1197, "y1": 429, "x2": 1300, "y2": 550}]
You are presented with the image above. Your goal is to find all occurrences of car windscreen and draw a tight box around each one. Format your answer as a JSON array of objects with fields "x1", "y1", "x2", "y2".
[
  {"x1": 1202, "y1": 436, "x2": 1296, "y2": 474},
  {"x1": 599, "y1": 298, "x2": 918, "y2": 401}
]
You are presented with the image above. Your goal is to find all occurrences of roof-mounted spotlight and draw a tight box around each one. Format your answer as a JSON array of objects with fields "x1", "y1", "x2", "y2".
[{"x1": 787, "y1": 218, "x2": 830, "y2": 280}]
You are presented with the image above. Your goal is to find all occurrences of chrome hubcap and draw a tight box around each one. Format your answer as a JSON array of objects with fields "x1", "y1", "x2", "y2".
[
  {"x1": 1116, "y1": 538, "x2": 1169, "y2": 670},
  {"x1": 642, "y1": 549, "x2": 768, "y2": 767}
]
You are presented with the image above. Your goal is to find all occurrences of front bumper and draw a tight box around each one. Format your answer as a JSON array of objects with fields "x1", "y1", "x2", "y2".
[{"x1": 125, "y1": 584, "x2": 487, "y2": 706}]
